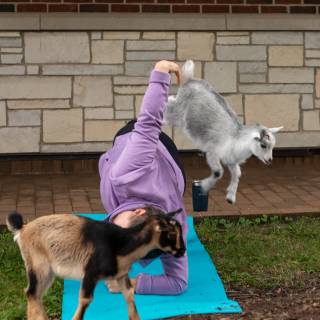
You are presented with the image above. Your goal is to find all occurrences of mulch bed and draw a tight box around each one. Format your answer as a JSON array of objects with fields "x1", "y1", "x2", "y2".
[{"x1": 170, "y1": 276, "x2": 320, "y2": 320}]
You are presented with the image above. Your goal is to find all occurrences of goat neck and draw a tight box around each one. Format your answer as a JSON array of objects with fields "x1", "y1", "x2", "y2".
[
  {"x1": 115, "y1": 218, "x2": 158, "y2": 262},
  {"x1": 230, "y1": 126, "x2": 257, "y2": 164}
]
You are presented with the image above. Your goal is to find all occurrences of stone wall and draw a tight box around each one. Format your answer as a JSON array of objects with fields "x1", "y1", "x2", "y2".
[{"x1": 0, "y1": 30, "x2": 319, "y2": 154}]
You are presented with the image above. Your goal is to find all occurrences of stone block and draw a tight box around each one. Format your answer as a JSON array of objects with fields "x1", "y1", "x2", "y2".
[
  {"x1": 0, "y1": 101, "x2": 6, "y2": 126},
  {"x1": 306, "y1": 50, "x2": 320, "y2": 59},
  {"x1": 217, "y1": 32, "x2": 249, "y2": 36},
  {"x1": 43, "y1": 109, "x2": 83, "y2": 143},
  {"x1": 1, "y1": 54, "x2": 23, "y2": 64},
  {"x1": 26, "y1": 65, "x2": 39, "y2": 75},
  {"x1": 114, "y1": 86, "x2": 148, "y2": 95},
  {"x1": 115, "y1": 110, "x2": 134, "y2": 119},
  {"x1": 85, "y1": 120, "x2": 126, "y2": 141},
  {"x1": 240, "y1": 74, "x2": 266, "y2": 83},
  {"x1": 127, "y1": 40, "x2": 175, "y2": 51},
  {"x1": 0, "y1": 76, "x2": 71, "y2": 99},
  {"x1": 135, "y1": 95, "x2": 144, "y2": 117},
  {"x1": 173, "y1": 127, "x2": 197, "y2": 150},
  {"x1": 125, "y1": 61, "x2": 154, "y2": 76},
  {"x1": 269, "y1": 68, "x2": 314, "y2": 83},
  {"x1": 239, "y1": 62, "x2": 267, "y2": 73},
  {"x1": 306, "y1": 32, "x2": 320, "y2": 49},
  {"x1": 0, "y1": 66, "x2": 24, "y2": 75},
  {"x1": 42, "y1": 142, "x2": 112, "y2": 153},
  {"x1": 0, "y1": 38, "x2": 22, "y2": 47},
  {"x1": 162, "y1": 125, "x2": 173, "y2": 138},
  {"x1": 0, "y1": 32, "x2": 20, "y2": 37},
  {"x1": 73, "y1": 76, "x2": 112, "y2": 107},
  {"x1": 269, "y1": 46, "x2": 303, "y2": 67},
  {"x1": 91, "y1": 32, "x2": 102, "y2": 40},
  {"x1": 301, "y1": 94, "x2": 314, "y2": 110},
  {"x1": 103, "y1": 32, "x2": 140, "y2": 40},
  {"x1": 245, "y1": 94, "x2": 300, "y2": 131},
  {"x1": 305, "y1": 60, "x2": 320, "y2": 67},
  {"x1": 115, "y1": 95, "x2": 134, "y2": 110},
  {"x1": 84, "y1": 108, "x2": 114, "y2": 120},
  {"x1": 114, "y1": 76, "x2": 149, "y2": 85},
  {"x1": 177, "y1": 32, "x2": 214, "y2": 61},
  {"x1": 143, "y1": 32, "x2": 175, "y2": 40},
  {"x1": 239, "y1": 84, "x2": 313, "y2": 94},
  {"x1": 216, "y1": 45, "x2": 266, "y2": 61},
  {"x1": 204, "y1": 62, "x2": 237, "y2": 93},
  {"x1": 223, "y1": 94, "x2": 243, "y2": 115},
  {"x1": 8, "y1": 99, "x2": 70, "y2": 109},
  {"x1": 42, "y1": 64, "x2": 123, "y2": 76},
  {"x1": 316, "y1": 69, "x2": 320, "y2": 98},
  {"x1": 1, "y1": 48, "x2": 23, "y2": 53},
  {"x1": 303, "y1": 110, "x2": 320, "y2": 131},
  {"x1": 276, "y1": 132, "x2": 320, "y2": 148},
  {"x1": 8, "y1": 110, "x2": 41, "y2": 126},
  {"x1": 126, "y1": 51, "x2": 175, "y2": 61},
  {"x1": 0, "y1": 127, "x2": 40, "y2": 153},
  {"x1": 216, "y1": 35, "x2": 249, "y2": 45},
  {"x1": 251, "y1": 32, "x2": 303, "y2": 45},
  {"x1": 25, "y1": 32, "x2": 90, "y2": 63},
  {"x1": 92, "y1": 40, "x2": 124, "y2": 64}
]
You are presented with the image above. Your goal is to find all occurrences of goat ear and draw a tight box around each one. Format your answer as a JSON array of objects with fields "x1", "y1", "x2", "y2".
[
  {"x1": 167, "y1": 208, "x2": 183, "y2": 219},
  {"x1": 269, "y1": 126, "x2": 283, "y2": 134}
]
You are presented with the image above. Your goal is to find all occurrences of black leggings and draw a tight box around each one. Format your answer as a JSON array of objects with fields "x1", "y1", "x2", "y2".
[{"x1": 113, "y1": 119, "x2": 186, "y2": 193}]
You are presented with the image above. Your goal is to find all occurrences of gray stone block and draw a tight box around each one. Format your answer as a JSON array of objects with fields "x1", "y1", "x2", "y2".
[
  {"x1": 216, "y1": 45, "x2": 267, "y2": 61},
  {"x1": 8, "y1": 110, "x2": 41, "y2": 126},
  {"x1": 42, "y1": 64, "x2": 123, "y2": 75}
]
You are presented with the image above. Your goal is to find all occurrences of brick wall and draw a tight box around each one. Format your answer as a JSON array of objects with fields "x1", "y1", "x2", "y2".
[
  {"x1": 0, "y1": 0, "x2": 319, "y2": 14},
  {"x1": 0, "y1": 31, "x2": 320, "y2": 154}
]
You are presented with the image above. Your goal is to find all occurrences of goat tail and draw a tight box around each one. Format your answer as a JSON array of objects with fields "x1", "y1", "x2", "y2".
[
  {"x1": 6, "y1": 211, "x2": 23, "y2": 233},
  {"x1": 181, "y1": 60, "x2": 194, "y2": 84}
]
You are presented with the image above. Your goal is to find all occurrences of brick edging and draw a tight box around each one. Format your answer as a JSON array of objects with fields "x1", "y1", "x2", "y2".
[{"x1": 1, "y1": 13, "x2": 320, "y2": 31}]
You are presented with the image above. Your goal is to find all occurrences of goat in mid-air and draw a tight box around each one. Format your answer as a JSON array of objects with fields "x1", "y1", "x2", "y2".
[
  {"x1": 6, "y1": 207, "x2": 185, "y2": 320},
  {"x1": 164, "y1": 60, "x2": 282, "y2": 204}
]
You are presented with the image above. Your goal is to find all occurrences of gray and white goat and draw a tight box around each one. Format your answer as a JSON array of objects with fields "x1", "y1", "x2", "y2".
[
  {"x1": 164, "y1": 60, "x2": 282, "y2": 204},
  {"x1": 7, "y1": 207, "x2": 185, "y2": 320}
]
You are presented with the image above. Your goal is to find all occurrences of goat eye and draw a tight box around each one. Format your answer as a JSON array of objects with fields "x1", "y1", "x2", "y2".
[{"x1": 260, "y1": 144, "x2": 267, "y2": 149}]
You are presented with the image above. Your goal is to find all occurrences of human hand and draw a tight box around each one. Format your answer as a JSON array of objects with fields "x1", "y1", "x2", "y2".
[{"x1": 154, "y1": 60, "x2": 181, "y2": 85}]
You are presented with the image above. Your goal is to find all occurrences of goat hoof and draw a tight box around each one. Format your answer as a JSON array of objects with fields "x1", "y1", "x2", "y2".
[
  {"x1": 199, "y1": 182, "x2": 210, "y2": 194},
  {"x1": 226, "y1": 197, "x2": 235, "y2": 204}
]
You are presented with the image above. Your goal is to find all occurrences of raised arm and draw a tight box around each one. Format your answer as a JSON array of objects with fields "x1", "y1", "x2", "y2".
[{"x1": 111, "y1": 61, "x2": 181, "y2": 179}]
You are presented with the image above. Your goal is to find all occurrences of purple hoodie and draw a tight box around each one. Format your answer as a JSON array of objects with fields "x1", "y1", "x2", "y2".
[{"x1": 99, "y1": 70, "x2": 188, "y2": 295}]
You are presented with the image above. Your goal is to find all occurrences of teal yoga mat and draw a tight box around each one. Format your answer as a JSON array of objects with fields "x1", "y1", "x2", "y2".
[{"x1": 62, "y1": 214, "x2": 241, "y2": 319}]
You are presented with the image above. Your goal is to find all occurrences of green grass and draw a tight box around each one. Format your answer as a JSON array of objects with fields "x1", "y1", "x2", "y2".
[
  {"x1": 1, "y1": 216, "x2": 320, "y2": 319},
  {"x1": 195, "y1": 216, "x2": 320, "y2": 289},
  {"x1": 0, "y1": 230, "x2": 63, "y2": 320}
]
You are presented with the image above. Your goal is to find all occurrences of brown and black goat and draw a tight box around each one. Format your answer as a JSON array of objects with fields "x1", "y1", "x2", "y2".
[{"x1": 6, "y1": 207, "x2": 185, "y2": 320}]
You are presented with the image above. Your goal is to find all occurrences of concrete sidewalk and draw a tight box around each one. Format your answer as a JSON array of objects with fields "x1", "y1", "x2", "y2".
[{"x1": 0, "y1": 155, "x2": 319, "y2": 224}]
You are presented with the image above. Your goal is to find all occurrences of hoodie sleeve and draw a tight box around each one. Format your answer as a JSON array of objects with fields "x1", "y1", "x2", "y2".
[{"x1": 110, "y1": 70, "x2": 171, "y2": 180}]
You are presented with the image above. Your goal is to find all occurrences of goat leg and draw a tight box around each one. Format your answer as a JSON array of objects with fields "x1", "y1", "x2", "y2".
[
  {"x1": 200, "y1": 154, "x2": 224, "y2": 193},
  {"x1": 118, "y1": 275, "x2": 140, "y2": 320},
  {"x1": 25, "y1": 263, "x2": 53, "y2": 320},
  {"x1": 73, "y1": 274, "x2": 98, "y2": 320},
  {"x1": 226, "y1": 164, "x2": 241, "y2": 204}
]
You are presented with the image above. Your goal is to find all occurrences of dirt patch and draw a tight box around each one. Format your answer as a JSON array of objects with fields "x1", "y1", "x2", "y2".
[{"x1": 169, "y1": 276, "x2": 320, "y2": 320}]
